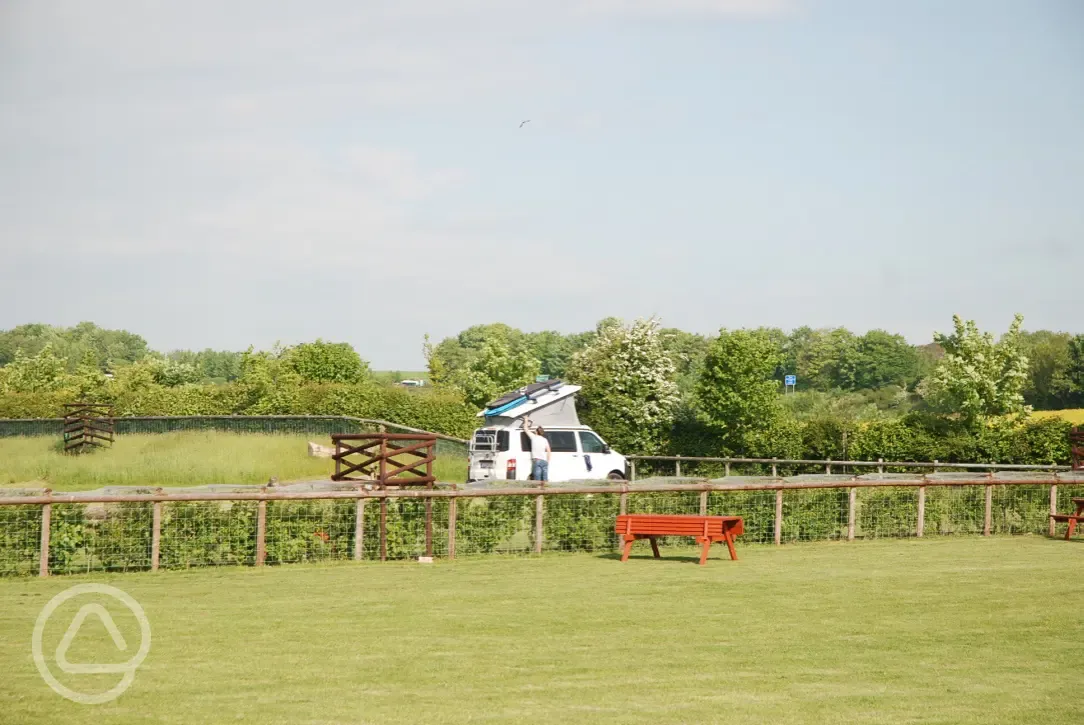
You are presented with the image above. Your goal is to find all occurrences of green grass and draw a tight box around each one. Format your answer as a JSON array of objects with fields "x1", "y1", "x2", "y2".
[
  {"x1": 1031, "y1": 408, "x2": 1084, "y2": 425},
  {"x1": 0, "y1": 433, "x2": 468, "y2": 491},
  {"x1": 371, "y1": 370, "x2": 430, "y2": 384},
  {"x1": 0, "y1": 537, "x2": 1080, "y2": 724}
]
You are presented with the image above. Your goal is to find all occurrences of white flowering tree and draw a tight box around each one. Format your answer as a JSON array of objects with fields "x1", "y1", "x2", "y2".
[
  {"x1": 919, "y1": 314, "x2": 1030, "y2": 425},
  {"x1": 566, "y1": 318, "x2": 680, "y2": 454}
]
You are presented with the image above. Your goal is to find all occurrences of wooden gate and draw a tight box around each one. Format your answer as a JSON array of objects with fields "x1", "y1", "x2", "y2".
[
  {"x1": 63, "y1": 402, "x2": 115, "y2": 453},
  {"x1": 331, "y1": 433, "x2": 437, "y2": 560}
]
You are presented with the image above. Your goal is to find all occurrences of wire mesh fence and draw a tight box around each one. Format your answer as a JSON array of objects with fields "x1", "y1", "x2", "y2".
[{"x1": 2, "y1": 477, "x2": 1083, "y2": 578}]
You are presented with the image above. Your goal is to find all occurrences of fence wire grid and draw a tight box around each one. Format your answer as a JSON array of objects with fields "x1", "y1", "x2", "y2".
[{"x1": 2, "y1": 480, "x2": 1082, "y2": 577}]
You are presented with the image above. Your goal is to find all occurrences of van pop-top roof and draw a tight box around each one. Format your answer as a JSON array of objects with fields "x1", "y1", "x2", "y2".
[{"x1": 478, "y1": 379, "x2": 582, "y2": 427}]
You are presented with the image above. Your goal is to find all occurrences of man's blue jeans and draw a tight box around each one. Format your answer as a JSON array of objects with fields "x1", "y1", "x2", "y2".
[{"x1": 532, "y1": 459, "x2": 549, "y2": 481}]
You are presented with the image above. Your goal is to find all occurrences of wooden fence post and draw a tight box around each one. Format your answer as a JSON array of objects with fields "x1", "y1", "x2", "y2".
[
  {"x1": 916, "y1": 486, "x2": 926, "y2": 538},
  {"x1": 699, "y1": 490, "x2": 708, "y2": 516},
  {"x1": 448, "y1": 496, "x2": 457, "y2": 560},
  {"x1": 151, "y1": 501, "x2": 162, "y2": 571},
  {"x1": 724, "y1": 461, "x2": 731, "y2": 477},
  {"x1": 39, "y1": 503, "x2": 51, "y2": 578},
  {"x1": 1049, "y1": 485, "x2": 1057, "y2": 537},
  {"x1": 774, "y1": 489, "x2": 783, "y2": 546},
  {"x1": 771, "y1": 458, "x2": 778, "y2": 478},
  {"x1": 630, "y1": 459, "x2": 636, "y2": 482},
  {"x1": 353, "y1": 498, "x2": 366, "y2": 561},
  {"x1": 534, "y1": 494, "x2": 544, "y2": 554},
  {"x1": 933, "y1": 459, "x2": 939, "y2": 474},
  {"x1": 847, "y1": 487, "x2": 856, "y2": 541},
  {"x1": 619, "y1": 487, "x2": 628, "y2": 516},
  {"x1": 984, "y1": 484, "x2": 992, "y2": 536},
  {"x1": 675, "y1": 455, "x2": 682, "y2": 478},
  {"x1": 877, "y1": 458, "x2": 884, "y2": 475},
  {"x1": 255, "y1": 499, "x2": 267, "y2": 566},
  {"x1": 826, "y1": 458, "x2": 832, "y2": 475}
]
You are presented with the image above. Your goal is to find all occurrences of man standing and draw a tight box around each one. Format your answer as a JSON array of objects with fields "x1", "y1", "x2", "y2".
[{"x1": 523, "y1": 419, "x2": 551, "y2": 482}]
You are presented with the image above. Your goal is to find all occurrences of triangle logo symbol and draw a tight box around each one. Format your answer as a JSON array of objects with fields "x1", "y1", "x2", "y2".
[{"x1": 55, "y1": 604, "x2": 131, "y2": 675}]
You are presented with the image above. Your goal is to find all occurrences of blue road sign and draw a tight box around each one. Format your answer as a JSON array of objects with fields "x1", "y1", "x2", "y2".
[{"x1": 784, "y1": 375, "x2": 796, "y2": 386}]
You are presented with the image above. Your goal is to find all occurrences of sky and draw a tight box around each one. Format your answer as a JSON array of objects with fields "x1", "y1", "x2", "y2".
[{"x1": 1, "y1": 0, "x2": 1081, "y2": 369}]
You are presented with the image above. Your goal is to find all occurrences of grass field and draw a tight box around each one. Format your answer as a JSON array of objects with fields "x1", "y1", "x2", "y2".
[
  {"x1": 0, "y1": 433, "x2": 468, "y2": 491},
  {"x1": 0, "y1": 537, "x2": 1080, "y2": 724},
  {"x1": 1031, "y1": 408, "x2": 1084, "y2": 425},
  {"x1": 371, "y1": 370, "x2": 430, "y2": 384}
]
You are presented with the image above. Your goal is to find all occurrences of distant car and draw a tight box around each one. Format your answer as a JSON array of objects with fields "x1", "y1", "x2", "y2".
[{"x1": 398, "y1": 379, "x2": 425, "y2": 387}]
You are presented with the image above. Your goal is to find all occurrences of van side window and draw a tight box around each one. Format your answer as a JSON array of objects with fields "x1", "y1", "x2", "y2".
[
  {"x1": 520, "y1": 432, "x2": 531, "y2": 452},
  {"x1": 545, "y1": 431, "x2": 578, "y2": 453},
  {"x1": 579, "y1": 431, "x2": 605, "y2": 453},
  {"x1": 497, "y1": 431, "x2": 510, "y2": 452}
]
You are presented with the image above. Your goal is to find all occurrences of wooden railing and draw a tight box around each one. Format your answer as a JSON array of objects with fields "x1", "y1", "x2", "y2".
[
  {"x1": 626, "y1": 455, "x2": 1070, "y2": 478},
  {"x1": 3, "y1": 471, "x2": 1082, "y2": 578}
]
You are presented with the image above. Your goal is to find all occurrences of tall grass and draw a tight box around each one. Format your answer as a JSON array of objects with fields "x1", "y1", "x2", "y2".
[
  {"x1": 0, "y1": 432, "x2": 467, "y2": 491},
  {"x1": 1031, "y1": 408, "x2": 1084, "y2": 425}
]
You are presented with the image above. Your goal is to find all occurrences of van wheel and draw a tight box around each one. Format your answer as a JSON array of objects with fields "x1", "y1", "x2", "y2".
[{"x1": 607, "y1": 471, "x2": 626, "y2": 481}]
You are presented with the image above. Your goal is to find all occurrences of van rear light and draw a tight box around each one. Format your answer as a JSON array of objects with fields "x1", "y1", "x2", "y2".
[{"x1": 506, "y1": 459, "x2": 517, "y2": 480}]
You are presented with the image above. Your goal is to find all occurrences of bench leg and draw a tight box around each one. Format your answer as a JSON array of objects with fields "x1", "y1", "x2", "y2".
[
  {"x1": 723, "y1": 528, "x2": 738, "y2": 561},
  {"x1": 649, "y1": 537, "x2": 661, "y2": 559},
  {"x1": 621, "y1": 536, "x2": 634, "y2": 562},
  {"x1": 698, "y1": 537, "x2": 711, "y2": 566},
  {"x1": 1067, "y1": 518, "x2": 1078, "y2": 541}
]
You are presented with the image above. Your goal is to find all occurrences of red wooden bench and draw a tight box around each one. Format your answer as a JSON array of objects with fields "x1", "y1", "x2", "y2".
[
  {"x1": 615, "y1": 514, "x2": 744, "y2": 566},
  {"x1": 1051, "y1": 497, "x2": 1084, "y2": 540}
]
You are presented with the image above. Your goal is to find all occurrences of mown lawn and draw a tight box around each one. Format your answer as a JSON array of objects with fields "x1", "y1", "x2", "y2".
[
  {"x1": 0, "y1": 432, "x2": 468, "y2": 491},
  {"x1": 0, "y1": 537, "x2": 1080, "y2": 724}
]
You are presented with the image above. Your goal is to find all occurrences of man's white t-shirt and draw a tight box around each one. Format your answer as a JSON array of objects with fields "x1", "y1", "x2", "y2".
[{"x1": 526, "y1": 431, "x2": 550, "y2": 460}]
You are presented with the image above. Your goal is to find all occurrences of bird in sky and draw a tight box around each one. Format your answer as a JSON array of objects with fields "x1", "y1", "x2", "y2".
[{"x1": 519, "y1": 120, "x2": 530, "y2": 128}]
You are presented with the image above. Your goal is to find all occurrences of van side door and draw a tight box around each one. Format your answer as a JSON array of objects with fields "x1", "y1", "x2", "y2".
[
  {"x1": 542, "y1": 430, "x2": 582, "y2": 482},
  {"x1": 577, "y1": 430, "x2": 613, "y2": 479}
]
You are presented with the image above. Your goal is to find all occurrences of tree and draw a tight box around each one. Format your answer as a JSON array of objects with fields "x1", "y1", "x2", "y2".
[
  {"x1": 73, "y1": 350, "x2": 109, "y2": 398},
  {"x1": 566, "y1": 318, "x2": 679, "y2": 454},
  {"x1": 167, "y1": 349, "x2": 243, "y2": 382},
  {"x1": 451, "y1": 337, "x2": 540, "y2": 409},
  {"x1": 785, "y1": 327, "x2": 856, "y2": 391},
  {"x1": 696, "y1": 329, "x2": 785, "y2": 452},
  {"x1": 660, "y1": 328, "x2": 713, "y2": 396},
  {"x1": 919, "y1": 314, "x2": 1030, "y2": 425},
  {"x1": 288, "y1": 340, "x2": 369, "y2": 384},
  {"x1": 1019, "y1": 331, "x2": 1074, "y2": 410},
  {"x1": 524, "y1": 330, "x2": 593, "y2": 379},
  {"x1": 1068, "y1": 335, "x2": 1084, "y2": 405},
  {"x1": 425, "y1": 323, "x2": 526, "y2": 386},
  {"x1": 0, "y1": 321, "x2": 148, "y2": 371},
  {"x1": 839, "y1": 330, "x2": 920, "y2": 390},
  {"x1": 150, "y1": 357, "x2": 202, "y2": 387},
  {"x1": 0, "y1": 345, "x2": 69, "y2": 393}
]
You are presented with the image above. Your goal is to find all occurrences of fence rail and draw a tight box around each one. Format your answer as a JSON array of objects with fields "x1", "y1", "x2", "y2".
[
  {"x1": 2, "y1": 473, "x2": 1082, "y2": 578},
  {"x1": 627, "y1": 454, "x2": 1071, "y2": 479}
]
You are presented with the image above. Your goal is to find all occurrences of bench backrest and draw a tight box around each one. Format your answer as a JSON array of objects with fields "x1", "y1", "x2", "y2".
[{"x1": 616, "y1": 514, "x2": 743, "y2": 537}]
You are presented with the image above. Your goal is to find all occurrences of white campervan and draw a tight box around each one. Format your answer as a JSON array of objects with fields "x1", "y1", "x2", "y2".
[{"x1": 467, "y1": 380, "x2": 628, "y2": 482}]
